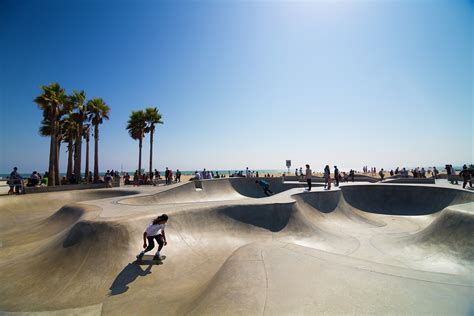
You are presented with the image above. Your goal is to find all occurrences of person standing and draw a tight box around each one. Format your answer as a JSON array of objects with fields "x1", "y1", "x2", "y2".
[
  {"x1": 176, "y1": 169, "x2": 181, "y2": 183},
  {"x1": 165, "y1": 167, "x2": 170, "y2": 184},
  {"x1": 305, "y1": 164, "x2": 312, "y2": 191},
  {"x1": 324, "y1": 165, "x2": 331, "y2": 190},
  {"x1": 169, "y1": 169, "x2": 173, "y2": 184},
  {"x1": 133, "y1": 170, "x2": 140, "y2": 186},
  {"x1": 447, "y1": 165, "x2": 458, "y2": 185},
  {"x1": 433, "y1": 167, "x2": 439, "y2": 179},
  {"x1": 334, "y1": 166, "x2": 340, "y2": 187},
  {"x1": 379, "y1": 168, "x2": 385, "y2": 181},
  {"x1": 8, "y1": 167, "x2": 22, "y2": 194},
  {"x1": 460, "y1": 165, "x2": 472, "y2": 189}
]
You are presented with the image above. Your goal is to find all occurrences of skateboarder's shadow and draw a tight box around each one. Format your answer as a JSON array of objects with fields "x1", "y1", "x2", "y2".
[{"x1": 109, "y1": 262, "x2": 153, "y2": 296}]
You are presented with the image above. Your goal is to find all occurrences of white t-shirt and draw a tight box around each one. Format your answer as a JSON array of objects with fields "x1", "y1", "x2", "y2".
[{"x1": 145, "y1": 223, "x2": 165, "y2": 236}]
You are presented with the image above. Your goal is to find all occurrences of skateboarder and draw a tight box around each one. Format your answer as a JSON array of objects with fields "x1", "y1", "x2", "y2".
[
  {"x1": 136, "y1": 214, "x2": 168, "y2": 261},
  {"x1": 255, "y1": 180, "x2": 273, "y2": 196}
]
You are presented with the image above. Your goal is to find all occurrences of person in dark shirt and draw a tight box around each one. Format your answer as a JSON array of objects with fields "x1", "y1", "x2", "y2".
[
  {"x1": 255, "y1": 180, "x2": 273, "y2": 196},
  {"x1": 459, "y1": 165, "x2": 472, "y2": 189},
  {"x1": 334, "y1": 166, "x2": 340, "y2": 187}
]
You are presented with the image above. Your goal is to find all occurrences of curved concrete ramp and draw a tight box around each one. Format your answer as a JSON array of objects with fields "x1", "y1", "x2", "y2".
[
  {"x1": 119, "y1": 178, "x2": 304, "y2": 205},
  {"x1": 341, "y1": 184, "x2": 472, "y2": 215},
  {"x1": 0, "y1": 182, "x2": 473, "y2": 314},
  {"x1": 0, "y1": 188, "x2": 140, "y2": 231}
]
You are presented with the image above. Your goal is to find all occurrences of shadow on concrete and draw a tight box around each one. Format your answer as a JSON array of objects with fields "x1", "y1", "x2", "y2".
[
  {"x1": 109, "y1": 262, "x2": 153, "y2": 296},
  {"x1": 219, "y1": 204, "x2": 293, "y2": 232}
]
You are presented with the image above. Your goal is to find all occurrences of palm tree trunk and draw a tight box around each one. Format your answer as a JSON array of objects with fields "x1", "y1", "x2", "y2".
[
  {"x1": 138, "y1": 137, "x2": 142, "y2": 174},
  {"x1": 74, "y1": 123, "x2": 83, "y2": 183},
  {"x1": 48, "y1": 128, "x2": 56, "y2": 187},
  {"x1": 149, "y1": 128, "x2": 154, "y2": 176},
  {"x1": 56, "y1": 137, "x2": 61, "y2": 185},
  {"x1": 85, "y1": 137, "x2": 90, "y2": 182},
  {"x1": 67, "y1": 138, "x2": 74, "y2": 181},
  {"x1": 94, "y1": 125, "x2": 99, "y2": 183}
]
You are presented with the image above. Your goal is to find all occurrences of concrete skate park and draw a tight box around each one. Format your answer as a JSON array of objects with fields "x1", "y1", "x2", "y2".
[{"x1": 0, "y1": 177, "x2": 473, "y2": 315}]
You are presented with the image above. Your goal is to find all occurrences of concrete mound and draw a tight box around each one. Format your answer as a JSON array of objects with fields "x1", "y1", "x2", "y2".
[
  {"x1": 0, "y1": 189, "x2": 140, "y2": 231},
  {"x1": 119, "y1": 180, "x2": 244, "y2": 205},
  {"x1": 0, "y1": 218, "x2": 131, "y2": 312},
  {"x1": 404, "y1": 205, "x2": 474, "y2": 262},
  {"x1": 292, "y1": 190, "x2": 385, "y2": 227},
  {"x1": 118, "y1": 178, "x2": 304, "y2": 205},
  {"x1": 0, "y1": 204, "x2": 93, "y2": 248}
]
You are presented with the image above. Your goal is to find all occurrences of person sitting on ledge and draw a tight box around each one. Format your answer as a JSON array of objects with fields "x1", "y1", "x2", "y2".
[
  {"x1": 41, "y1": 171, "x2": 48, "y2": 186},
  {"x1": 69, "y1": 173, "x2": 76, "y2": 184},
  {"x1": 27, "y1": 171, "x2": 40, "y2": 186},
  {"x1": 124, "y1": 172, "x2": 130, "y2": 185}
]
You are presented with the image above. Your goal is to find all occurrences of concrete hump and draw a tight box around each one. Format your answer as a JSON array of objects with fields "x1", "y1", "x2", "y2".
[
  {"x1": 118, "y1": 178, "x2": 305, "y2": 205},
  {"x1": 0, "y1": 204, "x2": 92, "y2": 248},
  {"x1": 405, "y1": 205, "x2": 474, "y2": 262},
  {"x1": 0, "y1": 219, "x2": 131, "y2": 312}
]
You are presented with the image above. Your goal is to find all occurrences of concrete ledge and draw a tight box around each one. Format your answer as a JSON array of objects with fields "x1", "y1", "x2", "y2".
[
  {"x1": 383, "y1": 178, "x2": 436, "y2": 184},
  {"x1": 24, "y1": 181, "x2": 120, "y2": 194},
  {"x1": 283, "y1": 175, "x2": 378, "y2": 183}
]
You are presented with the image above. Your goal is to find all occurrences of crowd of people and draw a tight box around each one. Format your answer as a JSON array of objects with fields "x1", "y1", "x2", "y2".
[
  {"x1": 5, "y1": 163, "x2": 473, "y2": 194},
  {"x1": 193, "y1": 169, "x2": 223, "y2": 180},
  {"x1": 124, "y1": 168, "x2": 182, "y2": 186}
]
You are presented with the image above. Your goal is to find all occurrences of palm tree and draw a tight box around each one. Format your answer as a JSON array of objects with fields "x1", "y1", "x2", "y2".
[
  {"x1": 34, "y1": 83, "x2": 69, "y2": 186},
  {"x1": 83, "y1": 124, "x2": 91, "y2": 182},
  {"x1": 87, "y1": 98, "x2": 110, "y2": 183},
  {"x1": 126, "y1": 110, "x2": 147, "y2": 174},
  {"x1": 61, "y1": 115, "x2": 78, "y2": 181},
  {"x1": 70, "y1": 90, "x2": 87, "y2": 184},
  {"x1": 144, "y1": 107, "x2": 163, "y2": 176}
]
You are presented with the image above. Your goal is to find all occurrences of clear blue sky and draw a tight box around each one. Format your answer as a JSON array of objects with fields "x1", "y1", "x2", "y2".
[{"x1": 0, "y1": 0, "x2": 472, "y2": 173}]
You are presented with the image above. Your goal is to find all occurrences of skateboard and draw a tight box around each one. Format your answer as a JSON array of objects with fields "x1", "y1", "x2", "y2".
[{"x1": 136, "y1": 255, "x2": 166, "y2": 265}]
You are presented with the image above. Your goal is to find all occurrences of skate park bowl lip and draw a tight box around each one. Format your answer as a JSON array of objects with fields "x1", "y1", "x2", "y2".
[
  {"x1": 117, "y1": 177, "x2": 306, "y2": 205},
  {"x1": 339, "y1": 184, "x2": 473, "y2": 215},
  {"x1": 117, "y1": 178, "x2": 473, "y2": 217}
]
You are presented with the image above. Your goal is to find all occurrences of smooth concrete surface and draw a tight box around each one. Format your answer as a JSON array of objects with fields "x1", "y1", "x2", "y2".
[{"x1": 0, "y1": 178, "x2": 473, "y2": 315}]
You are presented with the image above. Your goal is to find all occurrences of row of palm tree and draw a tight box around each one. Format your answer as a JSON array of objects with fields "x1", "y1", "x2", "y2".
[
  {"x1": 34, "y1": 83, "x2": 110, "y2": 186},
  {"x1": 126, "y1": 107, "x2": 163, "y2": 176}
]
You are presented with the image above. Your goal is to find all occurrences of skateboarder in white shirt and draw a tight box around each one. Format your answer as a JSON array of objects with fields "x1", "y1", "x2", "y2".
[{"x1": 136, "y1": 214, "x2": 168, "y2": 261}]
